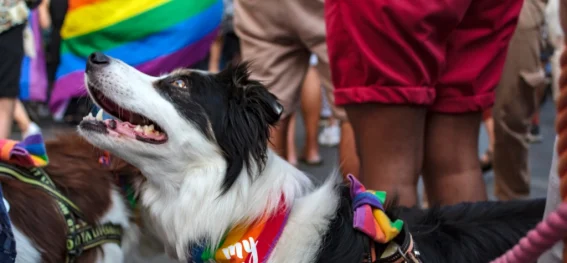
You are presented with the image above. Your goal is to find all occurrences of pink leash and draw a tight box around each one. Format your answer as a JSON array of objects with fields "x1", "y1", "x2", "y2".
[{"x1": 490, "y1": 203, "x2": 567, "y2": 263}]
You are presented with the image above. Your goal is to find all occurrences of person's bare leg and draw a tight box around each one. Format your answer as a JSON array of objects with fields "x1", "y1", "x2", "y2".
[
  {"x1": 423, "y1": 112, "x2": 488, "y2": 206},
  {"x1": 269, "y1": 115, "x2": 292, "y2": 158},
  {"x1": 208, "y1": 35, "x2": 224, "y2": 73},
  {"x1": 286, "y1": 113, "x2": 298, "y2": 165},
  {"x1": 346, "y1": 104, "x2": 426, "y2": 207},
  {"x1": 480, "y1": 116, "x2": 495, "y2": 165},
  {"x1": 13, "y1": 100, "x2": 31, "y2": 132},
  {"x1": 0, "y1": 98, "x2": 16, "y2": 139},
  {"x1": 300, "y1": 67, "x2": 322, "y2": 162},
  {"x1": 480, "y1": 108, "x2": 495, "y2": 158},
  {"x1": 339, "y1": 121, "x2": 359, "y2": 178},
  {"x1": 485, "y1": 117, "x2": 495, "y2": 152},
  {"x1": 421, "y1": 188, "x2": 429, "y2": 208}
]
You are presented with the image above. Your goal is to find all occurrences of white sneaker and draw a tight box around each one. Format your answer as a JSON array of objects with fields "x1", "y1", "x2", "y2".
[
  {"x1": 318, "y1": 123, "x2": 340, "y2": 147},
  {"x1": 22, "y1": 122, "x2": 41, "y2": 139}
]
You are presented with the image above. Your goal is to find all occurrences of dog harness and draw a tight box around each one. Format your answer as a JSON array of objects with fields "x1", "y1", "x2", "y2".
[
  {"x1": 348, "y1": 175, "x2": 422, "y2": 263},
  {"x1": 0, "y1": 135, "x2": 123, "y2": 263},
  {"x1": 189, "y1": 197, "x2": 290, "y2": 263}
]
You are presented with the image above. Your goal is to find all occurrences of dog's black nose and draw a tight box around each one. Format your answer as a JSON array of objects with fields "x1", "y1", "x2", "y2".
[{"x1": 89, "y1": 52, "x2": 110, "y2": 65}]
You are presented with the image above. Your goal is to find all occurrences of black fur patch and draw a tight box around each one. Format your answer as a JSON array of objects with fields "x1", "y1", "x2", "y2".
[
  {"x1": 316, "y1": 185, "x2": 545, "y2": 263},
  {"x1": 399, "y1": 198, "x2": 545, "y2": 263},
  {"x1": 316, "y1": 186, "x2": 367, "y2": 263},
  {"x1": 154, "y1": 63, "x2": 282, "y2": 192}
]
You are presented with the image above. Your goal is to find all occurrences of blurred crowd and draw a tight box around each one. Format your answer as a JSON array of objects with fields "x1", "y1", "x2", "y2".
[{"x1": 0, "y1": 0, "x2": 562, "y2": 206}]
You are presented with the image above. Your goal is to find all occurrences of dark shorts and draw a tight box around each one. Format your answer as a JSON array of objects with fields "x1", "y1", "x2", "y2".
[
  {"x1": 0, "y1": 24, "x2": 25, "y2": 98},
  {"x1": 325, "y1": 0, "x2": 524, "y2": 113},
  {"x1": 0, "y1": 184, "x2": 16, "y2": 263}
]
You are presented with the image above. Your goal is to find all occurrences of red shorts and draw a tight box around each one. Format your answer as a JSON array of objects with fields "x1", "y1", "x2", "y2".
[{"x1": 325, "y1": 0, "x2": 524, "y2": 113}]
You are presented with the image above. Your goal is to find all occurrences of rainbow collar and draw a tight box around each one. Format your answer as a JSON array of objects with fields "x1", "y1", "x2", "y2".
[{"x1": 190, "y1": 197, "x2": 289, "y2": 263}]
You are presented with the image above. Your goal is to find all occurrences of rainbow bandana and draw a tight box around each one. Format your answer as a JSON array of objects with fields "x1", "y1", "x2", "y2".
[
  {"x1": 348, "y1": 174, "x2": 404, "y2": 244},
  {"x1": 0, "y1": 134, "x2": 49, "y2": 168},
  {"x1": 190, "y1": 199, "x2": 290, "y2": 263}
]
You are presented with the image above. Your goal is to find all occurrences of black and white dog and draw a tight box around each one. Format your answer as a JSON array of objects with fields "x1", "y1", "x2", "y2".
[{"x1": 78, "y1": 52, "x2": 545, "y2": 263}]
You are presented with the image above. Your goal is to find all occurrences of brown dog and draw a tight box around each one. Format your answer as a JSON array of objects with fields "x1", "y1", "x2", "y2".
[{"x1": 0, "y1": 134, "x2": 142, "y2": 263}]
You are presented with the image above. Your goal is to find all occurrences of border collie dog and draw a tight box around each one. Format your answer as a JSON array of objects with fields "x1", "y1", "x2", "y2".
[{"x1": 79, "y1": 52, "x2": 545, "y2": 263}]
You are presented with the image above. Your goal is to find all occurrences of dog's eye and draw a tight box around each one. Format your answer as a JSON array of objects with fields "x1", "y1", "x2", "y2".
[{"x1": 171, "y1": 79, "x2": 187, "y2": 89}]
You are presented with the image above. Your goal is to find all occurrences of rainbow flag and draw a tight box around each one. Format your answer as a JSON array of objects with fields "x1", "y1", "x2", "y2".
[
  {"x1": 49, "y1": 0, "x2": 223, "y2": 118},
  {"x1": 19, "y1": 10, "x2": 48, "y2": 102}
]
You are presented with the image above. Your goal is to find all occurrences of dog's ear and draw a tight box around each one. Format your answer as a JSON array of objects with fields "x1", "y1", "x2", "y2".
[
  {"x1": 213, "y1": 62, "x2": 283, "y2": 193},
  {"x1": 241, "y1": 84, "x2": 283, "y2": 125},
  {"x1": 219, "y1": 62, "x2": 283, "y2": 125}
]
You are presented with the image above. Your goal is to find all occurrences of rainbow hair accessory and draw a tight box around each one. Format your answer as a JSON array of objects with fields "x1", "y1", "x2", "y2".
[
  {"x1": 348, "y1": 174, "x2": 404, "y2": 243},
  {"x1": 0, "y1": 134, "x2": 48, "y2": 168}
]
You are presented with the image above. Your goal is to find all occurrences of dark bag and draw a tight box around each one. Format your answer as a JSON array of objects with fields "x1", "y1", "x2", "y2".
[{"x1": 24, "y1": 0, "x2": 41, "y2": 10}]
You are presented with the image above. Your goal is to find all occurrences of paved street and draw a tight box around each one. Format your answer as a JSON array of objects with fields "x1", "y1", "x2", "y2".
[{"x1": 16, "y1": 99, "x2": 557, "y2": 201}]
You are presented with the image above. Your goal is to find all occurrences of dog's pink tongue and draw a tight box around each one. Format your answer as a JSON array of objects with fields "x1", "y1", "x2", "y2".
[
  {"x1": 104, "y1": 120, "x2": 166, "y2": 140},
  {"x1": 109, "y1": 121, "x2": 136, "y2": 138}
]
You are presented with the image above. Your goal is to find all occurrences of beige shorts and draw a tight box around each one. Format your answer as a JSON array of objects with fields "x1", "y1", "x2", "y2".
[{"x1": 233, "y1": 0, "x2": 347, "y2": 121}]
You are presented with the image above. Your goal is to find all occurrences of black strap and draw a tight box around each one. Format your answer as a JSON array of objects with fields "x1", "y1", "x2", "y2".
[
  {"x1": 0, "y1": 163, "x2": 84, "y2": 217},
  {"x1": 363, "y1": 240, "x2": 373, "y2": 263},
  {"x1": 67, "y1": 223, "x2": 123, "y2": 260}
]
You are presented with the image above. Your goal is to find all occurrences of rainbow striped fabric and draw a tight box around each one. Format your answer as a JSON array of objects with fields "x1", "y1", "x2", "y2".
[
  {"x1": 348, "y1": 174, "x2": 404, "y2": 244},
  {"x1": 49, "y1": 0, "x2": 223, "y2": 118},
  {"x1": 191, "y1": 200, "x2": 289, "y2": 263},
  {"x1": 19, "y1": 10, "x2": 48, "y2": 102},
  {"x1": 0, "y1": 134, "x2": 49, "y2": 168}
]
